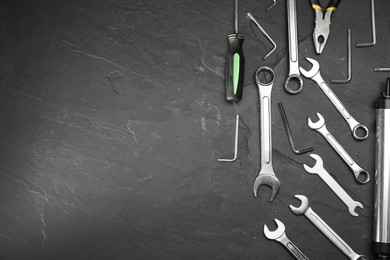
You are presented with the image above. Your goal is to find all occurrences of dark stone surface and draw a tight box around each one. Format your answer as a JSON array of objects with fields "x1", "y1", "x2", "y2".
[{"x1": 0, "y1": 0, "x2": 388, "y2": 259}]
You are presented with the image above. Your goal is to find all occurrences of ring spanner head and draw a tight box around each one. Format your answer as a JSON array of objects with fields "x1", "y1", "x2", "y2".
[
  {"x1": 253, "y1": 174, "x2": 280, "y2": 201},
  {"x1": 307, "y1": 112, "x2": 325, "y2": 130},
  {"x1": 299, "y1": 58, "x2": 320, "y2": 79},
  {"x1": 264, "y1": 219, "x2": 285, "y2": 240},
  {"x1": 289, "y1": 195, "x2": 309, "y2": 215}
]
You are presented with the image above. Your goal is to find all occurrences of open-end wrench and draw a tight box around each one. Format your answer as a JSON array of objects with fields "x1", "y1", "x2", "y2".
[
  {"x1": 290, "y1": 195, "x2": 369, "y2": 260},
  {"x1": 253, "y1": 67, "x2": 280, "y2": 201},
  {"x1": 264, "y1": 219, "x2": 309, "y2": 260},
  {"x1": 307, "y1": 113, "x2": 370, "y2": 184},
  {"x1": 303, "y1": 154, "x2": 364, "y2": 216},
  {"x1": 285, "y1": 0, "x2": 303, "y2": 94},
  {"x1": 300, "y1": 58, "x2": 369, "y2": 140}
]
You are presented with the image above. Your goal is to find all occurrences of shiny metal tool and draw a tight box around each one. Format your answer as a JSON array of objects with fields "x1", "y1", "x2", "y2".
[
  {"x1": 300, "y1": 58, "x2": 369, "y2": 140},
  {"x1": 285, "y1": 0, "x2": 303, "y2": 94},
  {"x1": 247, "y1": 13, "x2": 277, "y2": 60},
  {"x1": 303, "y1": 154, "x2": 363, "y2": 216},
  {"x1": 290, "y1": 195, "x2": 369, "y2": 260},
  {"x1": 373, "y1": 78, "x2": 390, "y2": 259},
  {"x1": 311, "y1": 0, "x2": 341, "y2": 54},
  {"x1": 266, "y1": 0, "x2": 276, "y2": 12},
  {"x1": 278, "y1": 102, "x2": 313, "y2": 154},
  {"x1": 264, "y1": 219, "x2": 309, "y2": 260},
  {"x1": 331, "y1": 29, "x2": 352, "y2": 84},
  {"x1": 356, "y1": 0, "x2": 376, "y2": 47},
  {"x1": 218, "y1": 115, "x2": 239, "y2": 162},
  {"x1": 253, "y1": 67, "x2": 280, "y2": 201},
  {"x1": 307, "y1": 113, "x2": 370, "y2": 184},
  {"x1": 375, "y1": 68, "x2": 390, "y2": 72}
]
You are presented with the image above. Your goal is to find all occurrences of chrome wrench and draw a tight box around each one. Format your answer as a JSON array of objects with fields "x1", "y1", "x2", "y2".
[
  {"x1": 253, "y1": 67, "x2": 280, "y2": 201},
  {"x1": 285, "y1": 0, "x2": 303, "y2": 94},
  {"x1": 307, "y1": 113, "x2": 370, "y2": 184},
  {"x1": 264, "y1": 219, "x2": 309, "y2": 260},
  {"x1": 290, "y1": 195, "x2": 369, "y2": 260},
  {"x1": 303, "y1": 154, "x2": 364, "y2": 216},
  {"x1": 300, "y1": 58, "x2": 369, "y2": 140}
]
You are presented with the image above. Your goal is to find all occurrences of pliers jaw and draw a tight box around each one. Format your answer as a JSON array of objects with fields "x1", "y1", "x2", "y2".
[
  {"x1": 313, "y1": 9, "x2": 332, "y2": 54},
  {"x1": 313, "y1": 25, "x2": 330, "y2": 54}
]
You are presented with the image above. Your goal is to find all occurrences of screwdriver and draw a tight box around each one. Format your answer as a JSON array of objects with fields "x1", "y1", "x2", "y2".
[{"x1": 225, "y1": 0, "x2": 245, "y2": 103}]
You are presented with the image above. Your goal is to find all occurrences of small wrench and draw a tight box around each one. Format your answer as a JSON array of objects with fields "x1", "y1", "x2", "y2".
[
  {"x1": 303, "y1": 154, "x2": 364, "y2": 216},
  {"x1": 264, "y1": 219, "x2": 309, "y2": 260},
  {"x1": 253, "y1": 67, "x2": 280, "y2": 201},
  {"x1": 307, "y1": 113, "x2": 370, "y2": 184},
  {"x1": 300, "y1": 58, "x2": 369, "y2": 140},
  {"x1": 290, "y1": 195, "x2": 369, "y2": 260},
  {"x1": 285, "y1": 0, "x2": 303, "y2": 94}
]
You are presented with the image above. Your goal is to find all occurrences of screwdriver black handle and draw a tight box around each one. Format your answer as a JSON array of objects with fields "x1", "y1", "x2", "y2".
[{"x1": 226, "y1": 33, "x2": 245, "y2": 103}]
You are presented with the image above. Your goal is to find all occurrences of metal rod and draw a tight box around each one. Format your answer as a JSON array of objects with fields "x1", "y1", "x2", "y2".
[
  {"x1": 356, "y1": 0, "x2": 376, "y2": 47},
  {"x1": 235, "y1": 0, "x2": 238, "y2": 33},
  {"x1": 266, "y1": 0, "x2": 277, "y2": 12},
  {"x1": 375, "y1": 68, "x2": 390, "y2": 72},
  {"x1": 247, "y1": 13, "x2": 277, "y2": 60},
  {"x1": 218, "y1": 115, "x2": 239, "y2": 162},
  {"x1": 278, "y1": 103, "x2": 313, "y2": 155},
  {"x1": 331, "y1": 29, "x2": 352, "y2": 84}
]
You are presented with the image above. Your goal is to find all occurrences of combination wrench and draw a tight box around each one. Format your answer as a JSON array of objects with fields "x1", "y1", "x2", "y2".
[
  {"x1": 285, "y1": 0, "x2": 303, "y2": 94},
  {"x1": 307, "y1": 113, "x2": 370, "y2": 184},
  {"x1": 253, "y1": 67, "x2": 280, "y2": 201},
  {"x1": 300, "y1": 58, "x2": 369, "y2": 140},
  {"x1": 290, "y1": 195, "x2": 369, "y2": 260},
  {"x1": 264, "y1": 219, "x2": 309, "y2": 260},
  {"x1": 303, "y1": 154, "x2": 364, "y2": 216}
]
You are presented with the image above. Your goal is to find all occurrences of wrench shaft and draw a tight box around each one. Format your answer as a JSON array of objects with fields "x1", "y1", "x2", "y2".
[
  {"x1": 278, "y1": 234, "x2": 309, "y2": 260},
  {"x1": 305, "y1": 208, "x2": 358, "y2": 259},
  {"x1": 315, "y1": 166, "x2": 363, "y2": 216}
]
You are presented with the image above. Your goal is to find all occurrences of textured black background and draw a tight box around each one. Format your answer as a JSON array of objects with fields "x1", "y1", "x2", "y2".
[{"x1": 0, "y1": 0, "x2": 389, "y2": 259}]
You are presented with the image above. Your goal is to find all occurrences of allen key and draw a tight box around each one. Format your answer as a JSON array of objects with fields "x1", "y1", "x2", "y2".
[
  {"x1": 331, "y1": 29, "x2": 352, "y2": 84},
  {"x1": 266, "y1": 0, "x2": 276, "y2": 12},
  {"x1": 356, "y1": 0, "x2": 376, "y2": 47},
  {"x1": 247, "y1": 13, "x2": 277, "y2": 60},
  {"x1": 278, "y1": 103, "x2": 313, "y2": 155},
  {"x1": 218, "y1": 115, "x2": 239, "y2": 162}
]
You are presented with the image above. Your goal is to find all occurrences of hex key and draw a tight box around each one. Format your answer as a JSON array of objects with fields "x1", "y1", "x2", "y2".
[
  {"x1": 278, "y1": 103, "x2": 313, "y2": 155},
  {"x1": 356, "y1": 0, "x2": 376, "y2": 47},
  {"x1": 247, "y1": 13, "x2": 277, "y2": 60},
  {"x1": 331, "y1": 29, "x2": 352, "y2": 84},
  {"x1": 218, "y1": 115, "x2": 239, "y2": 162}
]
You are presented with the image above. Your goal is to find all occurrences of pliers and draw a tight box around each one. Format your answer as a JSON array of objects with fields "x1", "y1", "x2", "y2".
[{"x1": 311, "y1": 0, "x2": 341, "y2": 54}]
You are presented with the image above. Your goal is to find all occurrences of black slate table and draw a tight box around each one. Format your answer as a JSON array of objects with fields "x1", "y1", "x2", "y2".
[{"x1": 0, "y1": 0, "x2": 389, "y2": 259}]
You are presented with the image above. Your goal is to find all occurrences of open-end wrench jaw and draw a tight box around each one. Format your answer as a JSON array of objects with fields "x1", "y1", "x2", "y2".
[
  {"x1": 253, "y1": 174, "x2": 280, "y2": 201},
  {"x1": 307, "y1": 112, "x2": 325, "y2": 130},
  {"x1": 263, "y1": 219, "x2": 285, "y2": 240},
  {"x1": 303, "y1": 154, "x2": 324, "y2": 174},
  {"x1": 289, "y1": 195, "x2": 309, "y2": 215},
  {"x1": 299, "y1": 58, "x2": 320, "y2": 79}
]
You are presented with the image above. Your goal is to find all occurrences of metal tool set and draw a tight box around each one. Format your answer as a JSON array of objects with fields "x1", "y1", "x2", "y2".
[{"x1": 217, "y1": 0, "x2": 389, "y2": 259}]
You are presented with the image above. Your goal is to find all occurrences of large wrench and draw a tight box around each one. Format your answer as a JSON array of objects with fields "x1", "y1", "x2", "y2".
[
  {"x1": 285, "y1": 0, "x2": 303, "y2": 94},
  {"x1": 264, "y1": 219, "x2": 309, "y2": 260},
  {"x1": 307, "y1": 113, "x2": 370, "y2": 184},
  {"x1": 303, "y1": 154, "x2": 364, "y2": 216},
  {"x1": 290, "y1": 195, "x2": 369, "y2": 260},
  {"x1": 253, "y1": 67, "x2": 280, "y2": 201},
  {"x1": 300, "y1": 58, "x2": 369, "y2": 140}
]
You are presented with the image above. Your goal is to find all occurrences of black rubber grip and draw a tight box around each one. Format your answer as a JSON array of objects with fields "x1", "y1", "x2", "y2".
[
  {"x1": 374, "y1": 242, "x2": 390, "y2": 259},
  {"x1": 310, "y1": 0, "x2": 321, "y2": 6},
  {"x1": 225, "y1": 33, "x2": 245, "y2": 103},
  {"x1": 327, "y1": 0, "x2": 341, "y2": 9}
]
